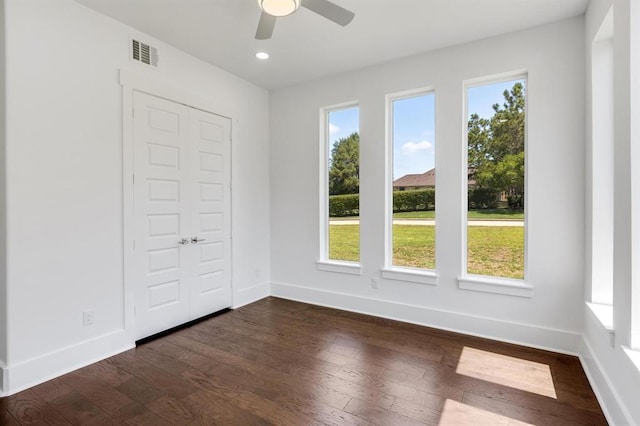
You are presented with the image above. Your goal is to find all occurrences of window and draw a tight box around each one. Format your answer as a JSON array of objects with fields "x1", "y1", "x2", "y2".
[
  {"x1": 385, "y1": 90, "x2": 436, "y2": 277},
  {"x1": 318, "y1": 104, "x2": 360, "y2": 272},
  {"x1": 464, "y1": 76, "x2": 527, "y2": 282},
  {"x1": 590, "y1": 7, "x2": 614, "y2": 307},
  {"x1": 631, "y1": 7, "x2": 640, "y2": 350}
]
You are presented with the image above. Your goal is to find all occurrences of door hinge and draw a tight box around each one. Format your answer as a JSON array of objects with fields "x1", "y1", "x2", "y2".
[
  {"x1": 133, "y1": 174, "x2": 135, "y2": 184},
  {"x1": 133, "y1": 240, "x2": 136, "y2": 250}
]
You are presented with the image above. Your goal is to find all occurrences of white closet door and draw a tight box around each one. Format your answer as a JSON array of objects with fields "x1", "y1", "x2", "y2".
[
  {"x1": 133, "y1": 92, "x2": 191, "y2": 339},
  {"x1": 188, "y1": 108, "x2": 232, "y2": 319},
  {"x1": 132, "y1": 92, "x2": 233, "y2": 340}
]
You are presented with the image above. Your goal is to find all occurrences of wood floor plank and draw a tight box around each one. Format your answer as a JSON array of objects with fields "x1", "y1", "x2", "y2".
[
  {"x1": 179, "y1": 368, "x2": 245, "y2": 400},
  {"x1": 107, "y1": 402, "x2": 159, "y2": 424},
  {"x1": 48, "y1": 390, "x2": 114, "y2": 425},
  {"x1": 344, "y1": 397, "x2": 428, "y2": 426},
  {"x1": 145, "y1": 394, "x2": 203, "y2": 424},
  {"x1": 120, "y1": 360, "x2": 199, "y2": 400},
  {"x1": 438, "y1": 398, "x2": 533, "y2": 426},
  {"x1": 171, "y1": 330, "x2": 356, "y2": 411},
  {"x1": 186, "y1": 389, "x2": 271, "y2": 425},
  {"x1": 61, "y1": 372, "x2": 135, "y2": 415},
  {"x1": 121, "y1": 409, "x2": 173, "y2": 426},
  {"x1": 0, "y1": 404, "x2": 19, "y2": 425},
  {"x1": 1, "y1": 389, "x2": 71, "y2": 425},
  {"x1": 448, "y1": 372, "x2": 607, "y2": 425},
  {"x1": 229, "y1": 390, "x2": 315, "y2": 426},
  {"x1": 390, "y1": 397, "x2": 445, "y2": 424},
  {"x1": 0, "y1": 297, "x2": 607, "y2": 425},
  {"x1": 29, "y1": 378, "x2": 74, "y2": 403},
  {"x1": 270, "y1": 392, "x2": 371, "y2": 426},
  {"x1": 114, "y1": 377, "x2": 166, "y2": 406},
  {"x1": 131, "y1": 345, "x2": 192, "y2": 376},
  {"x1": 461, "y1": 391, "x2": 603, "y2": 426}
]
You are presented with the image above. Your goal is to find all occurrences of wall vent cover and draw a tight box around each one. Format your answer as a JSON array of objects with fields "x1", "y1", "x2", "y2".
[{"x1": 131, "y1": 39, "x2": 159, "y2": 67}]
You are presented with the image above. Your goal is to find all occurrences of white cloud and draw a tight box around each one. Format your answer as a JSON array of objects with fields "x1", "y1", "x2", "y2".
[
  {"x1": 329, "y1": 123, "x2": 340, "y2": 134},
  {"x1": 401, "y1": 140, "x2": 433, "y2": 153}
]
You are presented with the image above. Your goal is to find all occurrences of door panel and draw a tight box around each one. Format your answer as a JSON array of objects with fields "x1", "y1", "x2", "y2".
[
  {"x1": 133, "y1": 92, "x2": 192, "y2": 340},
  {"x1": 189, "y1": 108, "x2": 232, "y2": 320}
]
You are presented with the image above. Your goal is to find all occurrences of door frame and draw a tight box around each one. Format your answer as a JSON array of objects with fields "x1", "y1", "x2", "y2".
[{"x1": 120, "y1": 69, "x2": 234, "y2": 342}]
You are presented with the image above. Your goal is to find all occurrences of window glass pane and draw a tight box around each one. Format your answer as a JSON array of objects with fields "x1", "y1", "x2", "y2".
[
  {"x1": 391, "y1": 93, "x2": 436, "y2": 269},
  {"x1": 328, "y1": 107, "x2": 359, "y2": 262},
  {"x1": 467, "y1": 79, "x2": 526, "y2": 279}
]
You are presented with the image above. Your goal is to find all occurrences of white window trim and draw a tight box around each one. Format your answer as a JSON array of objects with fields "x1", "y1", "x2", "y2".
[
  {"x1": 384, "y1": 87, "x2": 438, "y2": 283},
  {"x1": 459, "y1": 71, "x2": 530, "y2": 297},
  {"x1": 589, "y1": 6, "x2": 615, "y2": 306},
  {"x1": 318, "y1": 101, "x2": 361, "y2": 271},
  {"x1": 587, "y1": 302, "x2": 615, "y2": 332},
  {"x1": 622, "y1": 346, "x2": 640, "y2": 375},
  {"x1": 630, "y1": 0, "x2": 640, "y2": 352},
  {"x1": 381, "y1": 267, "x2": 438, "y2": 285},
  {"x1": 317, "y1": 260, "x2": 362, "y2": 275},
  {"x1": 458, "y1": 275, "x2": 532, "y2": 298}
]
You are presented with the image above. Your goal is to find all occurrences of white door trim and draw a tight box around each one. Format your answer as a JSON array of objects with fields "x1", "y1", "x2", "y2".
[{"x1": 120, "y1": 69, "x2": 234, "y2": 342}]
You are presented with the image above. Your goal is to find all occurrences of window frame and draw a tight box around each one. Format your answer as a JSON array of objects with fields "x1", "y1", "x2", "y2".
[
  {"x1": 630, "y1": 1, "x2": 640, "y2": 351},
  {"x1": 590, "y1": 6, "x2": 615, "y2": 308},
  {"x1": 458, "y1": 71, "x2": 532, "y2": 297},
  {"x1": 317, "y1": 101, "x2": 362, "y2": 275},
  {"x1": 381, "y1": 87, "x2": 438, "y2": 286}
]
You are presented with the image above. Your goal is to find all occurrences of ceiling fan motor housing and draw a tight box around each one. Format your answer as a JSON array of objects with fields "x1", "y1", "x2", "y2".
[{"x1": 258, "y1": 0, "x2": 301, "y2": 17}]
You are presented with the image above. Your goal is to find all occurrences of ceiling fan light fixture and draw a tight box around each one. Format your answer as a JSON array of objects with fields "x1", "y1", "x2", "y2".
[{"x1": 258, "y1": 0, "x2": 300, "y2": 17}]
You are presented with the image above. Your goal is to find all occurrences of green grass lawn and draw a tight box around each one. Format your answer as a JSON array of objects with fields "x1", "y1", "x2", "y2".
[
  {"x1": 329, "y1": 224, "x2": 524, "y2": 279},
  {"x1": 332, "y1": 209, "x2": 524, "y2": 220},
  {"x1": 394, "y1": 209, "x2": 524, "y2": 220}
]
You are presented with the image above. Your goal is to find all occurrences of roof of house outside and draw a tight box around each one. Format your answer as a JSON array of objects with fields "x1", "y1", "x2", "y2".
[
  {"x1": 393, "y1": 168, "x2": 436, "y2": 188},
  {"x1": 393, "y1": 168, "x2": 477, "y2": 188}
]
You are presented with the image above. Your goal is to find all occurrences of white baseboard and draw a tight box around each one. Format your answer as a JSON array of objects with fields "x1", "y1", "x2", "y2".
[
  {"x1": 271, "y1": 281, "x2": 582, "y2": 355},
  {"x1": 578, "y1": 337, "x2": 633, "y2": 426},
  {"x1": 233, "y1": 282, "x2": 270, "y2": 309},
  {"x1": 0, "y1": 363, "x2": 6, "y2": 395},
  {"x1": 0, "y1": 329, "x2": 134, "y2": 397}
]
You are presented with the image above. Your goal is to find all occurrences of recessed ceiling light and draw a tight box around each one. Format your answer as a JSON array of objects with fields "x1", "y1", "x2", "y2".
[{"x1": 256, "y1": 51, "x2": 270, "y2": 60}]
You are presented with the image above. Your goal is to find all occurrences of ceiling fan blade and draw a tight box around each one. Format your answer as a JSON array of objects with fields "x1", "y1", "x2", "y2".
[
  {"x1": 255, "y1": 12, "x2": 277, "y2": 40},
  {"x1": 301, "y1": 0, "x2": 354, "y2": 26}
]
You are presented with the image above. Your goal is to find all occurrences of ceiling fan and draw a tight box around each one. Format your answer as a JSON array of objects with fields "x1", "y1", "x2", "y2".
[{"x1": 255, "y1": 0, "x2": 355, "y2": 40}]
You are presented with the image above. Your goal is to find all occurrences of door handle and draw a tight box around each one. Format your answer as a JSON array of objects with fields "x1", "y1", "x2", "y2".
[
  {"x1": 178, "y1": 238, "x2": 189, "y2": 245},
  {"x1": 191, "y1": 237, "x2": 206, "y2": 244}
]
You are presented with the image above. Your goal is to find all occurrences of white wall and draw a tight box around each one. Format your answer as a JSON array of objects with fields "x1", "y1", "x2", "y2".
[
  {"x1": 581, "y1": 0, "x2": 640, "y2": 424},
  {"x1": 270, "y1": 18, "x2": 586, "y2": 352},
  {"x1": 0, "y1": 0, "x2": 7, "y2": 392},
  {"x1": 2, "y1": 0, "x2": 269, "y2": 394}
]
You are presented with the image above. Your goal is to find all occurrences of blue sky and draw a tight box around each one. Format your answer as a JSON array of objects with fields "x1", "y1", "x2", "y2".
[{"x1": 327, "y1": 78, "x2": 525, "y2": 180}]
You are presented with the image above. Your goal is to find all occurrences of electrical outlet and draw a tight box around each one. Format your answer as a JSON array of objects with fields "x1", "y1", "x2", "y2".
[
  {"x1": 83, "y1": 310, "x2": 94, "y2": 326},
  {"x1": 371, "y1": 278, "x2": 380, "y2": 289}
]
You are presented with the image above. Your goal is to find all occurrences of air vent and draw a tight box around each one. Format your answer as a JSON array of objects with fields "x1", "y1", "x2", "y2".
[{"x1": 131, "y1": 39, "x2": 159, "y2": 67}]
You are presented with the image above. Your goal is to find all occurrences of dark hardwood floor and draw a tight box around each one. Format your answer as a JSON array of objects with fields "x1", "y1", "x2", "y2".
[{"x1": 0, "y1": 297, "x2": 607, "y2": 425}]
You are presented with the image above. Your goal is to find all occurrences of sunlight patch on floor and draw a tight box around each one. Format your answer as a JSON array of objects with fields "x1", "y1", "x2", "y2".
[
  {"x1": 456, "y1": 346, "x2": 557, "y2": 399},
  {"x1": 438, "y1": 399, "x2": 533, "y2": 425}
]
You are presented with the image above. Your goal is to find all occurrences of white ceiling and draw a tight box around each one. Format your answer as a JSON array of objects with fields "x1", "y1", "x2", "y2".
[{"x1": 74, "y1": 0, "x2": 590, "y2": 90}]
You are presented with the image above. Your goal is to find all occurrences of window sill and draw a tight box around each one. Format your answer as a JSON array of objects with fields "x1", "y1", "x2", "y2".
[
  {"x1": 317, "y1": 260, "x2": 362, "y2": 275},
  {"x1": 458, "y1": 275, "x2": 533, "y2": 298},
  {"x1": 622, "y1": 346, "x2": 640, "y2": 375},
  {"x1": 586, "y1": 302, "x2": 614, "y2": 334},
  {"x1": 381, "y1": 267, "x2": 438, "y2": 285}
]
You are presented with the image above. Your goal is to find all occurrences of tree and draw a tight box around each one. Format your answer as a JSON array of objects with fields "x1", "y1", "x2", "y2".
[
  {"x1": 329, "y1": 132, "x2": 359, "y2": 195},
  {"x1": 468, "y1": 82, "x2": 525, "y2": 209}
]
